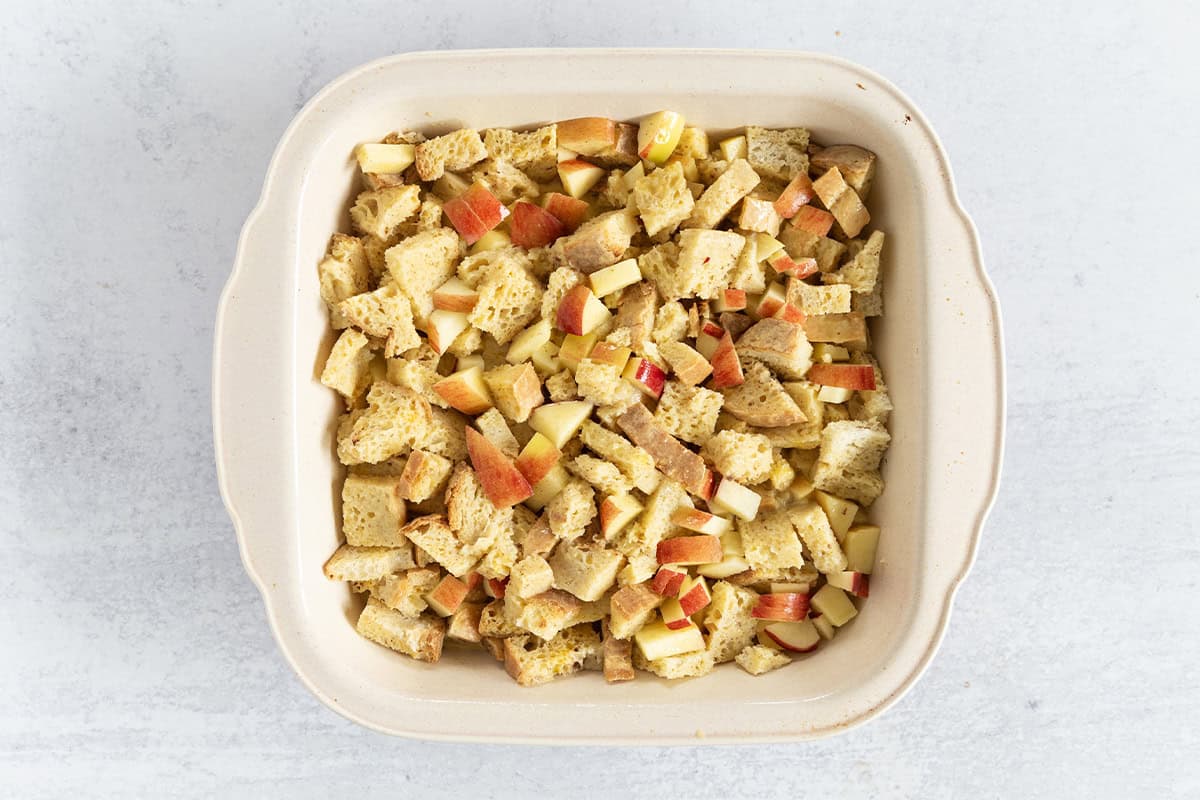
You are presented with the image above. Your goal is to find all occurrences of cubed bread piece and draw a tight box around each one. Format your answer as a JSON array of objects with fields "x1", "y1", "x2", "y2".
[
  {"x1": 659, "y1": 340, "x2": 713, "y2": 386},
  {"x1": 848, "y1": 353, "x2": 892, "y2": 425},
  {"x1": 740, "y1": 509, "x2": 805, "y2": 575},
  {"x1": 414, "y1": 128, "x2": 487, "y2": 181},
  {"x1": 701, "y1": 430, "x2": 773, "y2": 484},
  {"x1": 516, "y1": 513, "x2": 558, "y2": 559},
  {"x1": 338, "y1": 284, "x2": 421, "y2": 358},
  {"x1": 632, "y1": 160, "x2": 695, "y2": 237},
  {"x1": 616, "y1": 549, "x2": 660, "y2": 586},
  {"x1": 823, "y1": 230, "x2": 884, "y2": 293},
  {"x1": 415, "y1": 406, "x2": 469, "y2": 461},
  {"x1": 336, "y1": 382, "x2": 432, "y2": 464},
  {"x1": 673, "y1": 229, "x2": 746, "y2": 300},
  {"x1": 788, "y1": 501, "x2": 847, "y2": 575},
  {"x1": 603, "y1": 627, "x2": 637, "y2": 682},
  {"x1": 384, "y1": 227, "x2": 464, "y2": 323},
  {"x1": 341, "y1": 473, "x2": 408, "y2": 546},
  {"x1": 817, "y1": 420, "x2": 891, "y2": 474},
  {"x1": 735, "y1": 644, "x2": 792, "y2": 675},
  {"x1": 416, "y1": 196, "x2": 443, "y2": 230},
  {"x1": 503, "y1": 624, "x2": 601, "y2": 686},
  {"x1": 542, "y1": 266, "x2": 586, "y2": 321},
  {"x1": 509, "y1": 588, "x2": 584, "y2": 640},
  {"x1": 447, "y1": 602, "x2": 484, "y2": 643},
  {"x1": 349, "y1": 455, "x2": 409, "y2": 479},
  {"x1": 778, "y1": 225, "x2": 847, "y2": 274},
  {"x1": 727, "y1": 236, "x2": 766, "y2": 294},
  {"x1": 811, "y1": 144, "x2": 877, "y2": 199},
  {"x1": 634, "y1": 647, "x2": 716, "y2": 679},
  {"x1": 578, "y1": 421, "x2": 660, "y2": 494},
  {"x1": 737, "y1": 196, "x2": 782, "y2": 236},
  {"x1": 787, "y1": 280, "x2": 852, "y2": 316},
  {"x1": 546, "y1": 370, "x2": 578, "y2": 402},
  {"x1": 637, "y1": 242, "x2": 684, "y2": 302},
  {"x1": 811, "y1": 167, "x2": 870, "y2": 239},
  {"x1": 567, "y1": 454, "x2": 633, "y2": 496},
  {"x1": 548, "y1": 478, "x2": 596, "y2": 541},
  {"x1": 349, "y1": 185, "x2": 421, "y2": 240},
  {"x1": 470, "y1": 158, "x2": 540, "y2": 204},
  {"x1": 476, "y1": 514, "x2": 519, "y2": 579},
  {"x1": 574, "y1": 358, "x2": 625, "y2": 406},
  {"x1": 720, "y1": 361, "x2": 805, "y2": 428},
  {"x1": 397, "y1": 449, "x2": 454, "y2": 503},
  {"x1": 617, "y1": 479, "x2": 688, "y2": 562},
  {"x1": 483, "y1": 362, "x2": 544, "y2": 423},
  {"x1": 319, "y1": 234, "x2": 370, "y2": 328},
  {"x1": 356, "y1": 598, "x2": 445, "y2": 662},
  {"x1": 616, "y1": 404, "x2": 711, "y2": 497},
  {"x1": 551, "y1": 209, "x2": 639, "y2": 274},
  {"x1": 399, "y1": 514, "x2": 480, "y2": 577},
  {"x1": 509, "y1": 554, "x2": 555, "y2": 599},
  {"x1": 652, "y1": 301, "x2": 689, "y2": 344},
  {"x1": 467, "y1": 250, "x2": 542, "y2": 344},
  {"x1": 475, "y1": 407, "x2": 520, "y2": 458},
  {"x1": 446, "y1": 462, "x2": 514, "y2": 550},
  {"x1": 745, "y1": 126, "x2": 810, "y2": 181},
  {"x1": 703, "y1": 581, "x2": 759, "y2": 663},
  {"x1": 684, "y1": 158, "x2": 760, "y2": 229},
  {"x1": 852, "y1": 275, "x2": 884, "y2": 317},
  {"x1": 478, "y1": 599, "x2": 522, "y2": 637},
  {"x1": 608, "y1": 583, "x2": 662, "y2": 639},
  {"x1": 387, "y1": 344, "x2": 450, "y2": 409},
  {"x1": 612, "y1": 281, "x2": 658, "y2": 351},
  {"x1": 321, "y1": 328, "x2": 373, "y2": 400},
  {"x1": 653, "y1": 381, "x2": 723, "y2": 445},
  {"x1": 370, "y1": 567, "x2": 440, "y2": 617},
  {"x1": 676, "y1": 127, "x2": 709, "y2": 158},
  {"x1": 323, "y1": 543, "x2": 416, "y2": 581},
  {"x1": 735, "y1": 318, "x2": 813, "y2": 379},
  {"x1": 810, "y1": 467, "x2": 883, "y2": 508},
  {"x1": 768, "y1": 457, "x2": 795, "y2": 491},
  {"x1": 483, "y1": 125, "x2": 557, "y2": 182},
  {"x1": 548, "y1": 539, "x2": 624, "y2": 601}
]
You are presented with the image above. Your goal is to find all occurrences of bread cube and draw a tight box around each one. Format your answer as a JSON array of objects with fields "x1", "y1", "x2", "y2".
[
  {"x1": 396, "y1": 449, "x2": 453, "y2": 503},
  {"x1": 787, "y1": 280, "x2": 852, "y2": 316},
  {"x1": 509, "y1": 588, "x2": 584, "y2": 641},
  {"x1": 336, "y1": 382, "x2": 432, "y2": 465},
  {"x1": 578, "y1": 421, "x2": 659, "y2": 494},
  {"x1": 720, "y1": 361, "x2": 805, "y2": 428},
  {"x1": 817, "y1": 420, "x2": 891, "y2": 473},
  {"x1": 703, "y1": 581, "x2": 759, "y2": 663},
  {"x1": 701, "y1": 430, "x2": 773, "y2": 484},
  {"x1": 318, "y1": 233, "x2": 370, "y2": 328},
  {"x1": 740, "y1": 509, "x2": 805, "y2": 575},
  {"x1": 824, "y1": 230, "x2": 885, "y2": 293},
  {"x1": 414, "y1": 128, "x2": 487, "y2": 181},
  {"x1": 470, "y1": 158, "x2": 540, "y2": 204},
  {"x1": 735, "y1": 318, "x2": 812, "y2": 379},
  {"x1": 356, "y1": 598, "x2": 445, "y2": 663},
  {"x1": 349, "y1": 185, "x2": 421, "y2": 240},
  {"x1": 548, "y1": 539, "x2": 624, "y2": 601},
  {"x1": 320, "y1": 328, "x2": 373, "y2": 400},
  {"x1": 341, "y1": 474, "x2": 408, "y2": 547},
  {"x1": 632, "y1": 160, "x2": 695, "y2": 237},
  {"x1": 611, "y1": 281, "x2": 658, "y2": 351},
  {"x1": 652, "y1": 301, "x2": 689, "y2": 344},
  {"x1": 509, "y1": 554, "x2": 555, "y2": 599},
  {"x1": 547, "y1": 478, "x2": 596, "y2": 541},
  {"x1": 735, "y1": 644, "x2": 792, "y2": 676},
  {"x1": 812, "y1": 167, "x2": 870, "y2": 239},
  {"x1": 503, "y1": 624, "x2": 601, "y2": 686},
  {"x1": 475, "y1": 407, "x2": 520, "y2": 457},
  {"x1": 370, "y1": 567, "x2": 440, "y2": 617},
  {"x1": 788, "y1": 501, "x2": 847, "y2": 575},
  {"x1": 337, "y1": 285, "x2": 421, "y2": 358},
  {"x1": 744, "y1": 126, "x2": 810, "y2": 181},
  {"x1": 674, "y1": 229, "x2": 746, "y2": 300},
  {"x1": 323, "y1": 543, "x2": 415, "y2": 582},
  {"x1": 467, "y1": 251, "x2": 542, "y2": 344},
  {"x1": 637, "y1": 242, "x2": 684, "y2": 301},
  {"x1": 684, "y1": 158, "x2": 760, "y2": 229},
  {"x1": 482, "y1": 362, "x2": 544, "y2": 423},
  {"x1": 551, "y1": 209, "x2": 639, "y2": 273},
  {"x1": 545, "y1": 370, "x2": 578, "y2": 402},
  {"x1": 653, "y1": 381, "x2": 723, "y2": 445},
  {"x1": 414, "y1": 406, "x2": 469, "y2": 461},
  {"x1": 483, "y1": 125, "x2": 557, "y2": 182},
  {"x1": 634, "y1": 647, "x2": 716, "y2": 679},
  {"x1": 542, "y1": 266, "x2": 586, "y2": 321},
  {"x1": 778, "y1": 225, "x2": 847, "y2": 273},
  {"x1": 574, "y1": 358, "x2": 625, "y2": 406},
  {"x1": 848, "y1": 354, "x2": 892, "y2": 425},
  {"x1": 384, "y1": 227, "x2": 464, "y2": 323},
  {"x1": 567, "y1": 454, "x2": 633, "y2": 496}
]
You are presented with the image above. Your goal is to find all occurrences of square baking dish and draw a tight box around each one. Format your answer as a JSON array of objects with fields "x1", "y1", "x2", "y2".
[{"x1": 213, "y1": 48, "x2": 1004, "y2": 743}]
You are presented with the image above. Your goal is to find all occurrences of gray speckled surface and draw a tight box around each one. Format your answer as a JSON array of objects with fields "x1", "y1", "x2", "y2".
[{"x1": 2, "y1": 2, "x2": 1198, "y2": 797}]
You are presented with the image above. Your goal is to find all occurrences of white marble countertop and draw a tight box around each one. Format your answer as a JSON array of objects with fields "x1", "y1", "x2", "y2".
[{"x1": 2, "y1": 1, "x2": 1197, "y2": 797}]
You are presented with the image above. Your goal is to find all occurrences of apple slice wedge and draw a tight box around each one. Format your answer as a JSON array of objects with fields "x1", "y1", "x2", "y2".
[
  {"x1": 443, "y1": 182, "x2": 508, "y2": 245},
  {"x1": 671, "y1": 507, "x2": 732, "y2": 536},
  {"x1": 622, "y1": 356, "x2": 666, "y2": 398},
  {"x1": 506, "y1": 318, "x2": 553, "y2": 364},
  {"x1": 708, "y1": 477, "x2": 761, "y2": 521},
  {"x1": 651, "y1": 566, "x2": 687, "y2": 597},
  {"x1": 826, "y1": 571, "x2": 870, "y2": 598},
  {"x1": 753, "y1": 282, "x2": 787, "y2": 319},
  {"x1": 810, "y1": 584, "x2": 858, "y2": 626},
  {"x1": 589, "y1": 258, "x2": 642, "y2": 298},
  {"x1": 556, "y1": 284, "x2": 611, "y2": 336},
  {"x1": 588, "y1": 341, "x2": 632, "y2": 372},
  {"x1": 510, "y1": 201, "x2": 566, "y2": 248},
  {"x1": 542, "y1": 192, "x2": 591, "y2": 231},
  {"x1": 528, "y1": 401, "x2": 595, "y2": 449},
  {"x1": 695, "y1": 321, "x2": 725, "y2": 360},
  {"x1": 767, "y1": 252, "x2": 818, "y2": 280},
  {"x1": 558, "y1": 159, "x2": 606, "y2": 199},
  {"x1": 465, "y1": 427, "x2": 533, "y2": 508},
  {"x1": 773, "y1": 173, "x2": 816, "y2": 219},
  {"x1": 844, "y1": 524, "x2": 881, "y2": 574},
  {"x1": 660, "y1": 597, "x2": 691, "y2": 630},
  {"x1": 762, "y1": 620, "x2": 820, "y2": 653},
  {"x1": 432, "y1": 276, "x2": 480, "y2": 313},
  {"x1": 425, "y1": 309, "x2": 471, "y2": 354},
  {"x1": 469, "y1": 229, "x2": 512, "y2": 254},
  {"x1": 432, "y1": 365, "x2": 493, "y2": 414},
  {"x1": 355, "y1": 142, "x2": 416, "y2": 174},
  {"x1": 676, "y1": 575, "x2": 711, "y2": 616},
  {"x1": 484, "y1": 576, "x2": 508, "y2": 599},
  {"x1": 772, "y1": 303, "x2": 807, "y2": 324},
  {"x1": 656, "y1": 535, "x2": 723, "y2": 566},
  {"x1": 634, "y1": 619, "x2": 705, "y2": 661},
  {"x1": 425, "y1": 574, "x2": 469, "y2": 617},
  {"x1": 556, "y1": 117, "x2": 619, "y2": 155},
  {"x1": 707, "y1": 331, "x2": 744, "y2": 389},
  {"x1": 525, "y1": 463, "x2": 570, "y2": 512},
  {"x1": 712, "y1": 289, "x2": 747, "y2": 313},
  {"x1": 637, "y1": 110, "x2": 686, "y2": 164},
  {"x1": 791, "y1": 205, "x2": 835, "y2": 237},
  {"x1": 513, "y1": 432, "x2": 562, "y2": 487},
  {"x1": 557, "y1": 332, "x2": 598, "y2": 373},
  {"x1": 751, "y1": 592, "x2": 810, "y2": 622},
  {"x1": 806, "y1": 363, "x2": 877, "y2": 390},
  {"x1": 599, "y1": 493, "x2": 643, "y2": 540}
]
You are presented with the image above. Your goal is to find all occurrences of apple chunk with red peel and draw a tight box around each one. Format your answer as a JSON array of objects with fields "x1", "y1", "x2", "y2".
[
  {"x1": 433, "y1": 365, "x2": 493, "y2": 414},
  {"x1": 513, "y1": 432, "x2": 561, "y2": 487},
  {"x1": 558, "y1": 159, "x2": 606, "y2": 199},
  {"x1": 556, "y1": 284, "x2": 611, "y2": 336},
  {"x1": 443, "y1": 182, "x2": 508, "y2": 245},
  {"x1": 528, "y1": 401, "x2": 595, "y2": 449},
  {"x1": 773, "y1": 303, "x2": 806, "y2": 324},
  {"x1": 634, "y1": 619, "x2": 705, "y2": 660},
  {"x1": 811, "y1": 613, "x2": 836, "y2": 641},
  {"x1": 806, "y1": 363, "x2": 876, "y2": 390},
  {"x1": 709, "y1": 477, "x2": 761, "y2": 521},
  {"x1": 753, "y1": 282, "x2": 787, "y2": 319},
  {"x1": 767, "y1": 252, "x2": 818, "y2": 280},
  {"x1": 708, "y1": 331, "x2": 744, "y2": 389},
  {"x1": 426, "y1": 574, "x2": 469, "y2": 617},
  {"x1": 637, "y1": 110, "x2": 686, "y2": 164},
  {"x1": 432, "y1": 277, "x2": 479, "y2": 313},
  {"x1": 751, "y1": 592, "x2": 810, "y2": 622},
  {"x1": 671, "y1": 507, "x2": 732, "y2": 536},
  {"x1": 426, "y1": 309, "x2": 471, "y2": 354},
  {"x1": 525, "y1": 463, "x2": 569, "y2": 512},
  {"x1": 660, "y1": 598, "x2": 690, "y2": 630},
  {"x1": 465, "y1": 427, "x2": 533, "y2": 508},
  {"x1": 791, "y1": 205, "x2": 835, "y2": 237},
  {"x1": 677, "y1": 575, "x2": 711, "y2": 616},
  {"x1": 615, "y1": 404, "x2": 711, "y2": 497},
  {"x1": 588, "y1": 341, "x2": 631, "y2": 372},
  {"x1": 599, "y1": 493, "x2": 643, "y2": 539},
  {"x1": 712, "y1": 289, "x2": 747, "y2": 312},
  {"x1": 485, "y1": 577, "x2": 507, "y2": 599},
  {"x1": 656, "y1": 534, "x2": 723, "y2": 566},
  {"x1": 510, "y1": 201, "x2": 566, "y2": 248},
  {"x1": 651, "y1": 566, "x2": 686, "y2": 597},
  {"x1": 827, "y1": 571, "x2": 870, "y2": 598},
  {"x1": 773, "y1": 173, "x2": 816, "y2": 219},
  {"x1": 622, "y1": 356, "x2": 666, "y2": 398},
  {"x1": 542, "y1": 192, "x2": 590, "y2": 232},
  {"x1": 762, "y1": 619, "x2": 821, "y2": 652},
  {"x1": 556, "y1": 117, "x2": 618, "y2": 155}
]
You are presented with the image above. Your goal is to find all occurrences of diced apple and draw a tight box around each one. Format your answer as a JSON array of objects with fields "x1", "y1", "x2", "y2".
[
  {"x1": 663, "y1": 342, "x2": 712, "y2": 386},
  {"x1": 843, "y1": 525, "x2": 881, "y2": 574},
  {"x1": 817, "y1": 385, "x2": 854, "y2": 404},
  {"x1": 432, "y1": 276, "x2": 479, "y2": 313},
  {"x1": 634, "y1": 619, "x2": 705, "y2": 661},
  {"x1": 810, "y1": 584, "x2": 858, "y2": 626},
  {"x1": 695, "y1": 555, "x2": 751, "y2": 580},
  {"x1": 709, "y1": 477, "x2": 760, "y2": 521},
  {"x1": 542, "y1": 192, "x2": 590, "y2": 232},
  {"x1": 773, "y1": 303, "x2": 807, "y2": 324},
  {"x1": 712, "y1": 289, "x2": 747, "y2": 312},
  {"x1": 557, "y1": 332, "x2": 598, "y2": 372},
  {"x1": 589, "y1": 258, "x2": 642, "y2": 298},
  {"x1": 525, "y1": 463, "x2": 570, "y2": 512},
  {"x1": 813, "y1": 490, "x2": 858, "y2": 541},
  {"x1": 767, "y1": 252, "x2": 818, "y2": 279},
  {"x1": 355, "y1": 142, "x2": 415, "y2": 174},
  {"x1": 676, "y1": 575, "x2": 711, "y2": 616},
  {"x1": 770, "y1": 581, "x2": 811, "y2": 594},
  {"x1": 510, "y1": 200, "x2": 566, "y2": 248},
  {"x1": 812, "y1": 613, "x2": 836, "y2": 640},
  {"x1": 528, "y1": 401, "x2": 595, "y2": 449},
  {"x1": 621, "y1": 356, "x2": 666, "y2": 399},
  {"x1": 588, "y1": 341, "x2": 632, "y2": 372},
  {"x1": 485, "y1": 576, "x2": 508, "y2": 599},
  {"x1": 456, "y1": 353, "x2": 484, "y2": 372},
  {"x1": 753, "y1": 233, "x2": 785, "y2": 263},
  {"x1": 433, "y1": 365, "x2": 493, "y2": 414},
  {"x1": 469, "y1": 229, "x2": 511, "y2": 254},
  {"x1": 425, "y1": 309, "x2": 471, "y2": 354},
  {"x1": 806, "y1": 363, "x2": 876, "y2": 390},
  {"x1": 788, "y1": 476, "x2": 815, "y2": 502},
  {"x1": 656, "y1": 534, "x2": 723, "y2": 566},
  {"x1": 791, "y1": 205, "x2": 835, "y2": 237},
  {"x1": 556, "y1": 284, "x2": 611, "y2": 336},
  {"x1": 671, "y1": 507, "x2": 732, "y2": 536},
  {"x1": 637, "y1": 110, "x2": 686, "y2": 164},
  {"x1": 718, "y1": 134, "x2": 748, "y2": 161},
  {"x1": 506, "y1": 318, "x2": 553, "y2": 364},
  {"x1": 753, "y1": 282, "x2": 787, "y2": 319},
  {"x1": 651, "y1": 566, "x2": 687, "y2": 597},
  {"x1": 514, "y1": 432, "x2": 562, "y2": 487},
  {"x1": 531, "y1": 341, "x2": 562, "y2": 375},
  {"x1": 425, "y1": 574, "x2": 469, "y2": 617},
  {"x1": 812, "y1": 343, "x2": 850, "y2": 363},
  {"x1": 557, "y1": 145, "x2": 577, "y2": 162},
  {"x1": 556, "y1": 117, "x2": 619, "y2": 155},
  {"x1": 621, "y1": 161, "x2": 646, "y2": 190},
  {"x1": 443, "y1": 182, "x2": 508, "y2": 245},
  {"x1": 660, "y1": 598, "x2": 691, "y2": 630},
  {"x1": 773, "y1": 173, "x2": 816, "y2": 219},
  {"x1": 695, "y1": 321, "x2": 725, "y2": 360},
  {"x1": 751, "y1": 592, "x2": 810, "y2": 622},
  {"x1": 465, "y1": 427, "x2": 533, "y2": 507},
  {"x1": 762, "y1": 620, "x2": 820, "y2": 652},
  {"x1": 599, "y1": 493, "x2": 643, "y2": 539},
  {"x1": 827, "y1": 571, "x2": 870, "y2": 598},
  {"x1": 558, "y1": 159, "x2": 606, "y2": 199},
  {"x1": 707, "y1": 331, "x2": 744, "y2": 389}
]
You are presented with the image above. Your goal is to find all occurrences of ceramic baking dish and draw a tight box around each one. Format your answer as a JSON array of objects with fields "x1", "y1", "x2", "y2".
[{"x1": 213, "y1": 48, "x2": 1004, "y2": 743}]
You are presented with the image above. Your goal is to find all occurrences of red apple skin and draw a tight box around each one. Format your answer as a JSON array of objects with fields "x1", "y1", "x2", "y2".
[
  {"x1": 764, "y1": 624, "x2": 819, "y2": 653},
  {"x1": 806, "y1": 363, "x2": 877, "y2": 390},
  {"x1": 751, "y1": 592, "x2": 811, "y2": 621},
  {"x1": 651, "y1": 567, "x2": 686, "y2": 597},
  {"x1": 755, "y1": 288, "x2": 786, "y2": 320},
  {"x1": 768, "y1": 253, "x2": 818, "y2": 279},
  {"x1": 662, "y1": 602, "x2": 692, "y2": 630},
  {"x1": 428, "y1": 575, "x2": 469, "y2": 615},
  {"x1": 555, "y1": 284, "x2": 594, "y2": 336},
  {"x1": 463, "y1": 572, "x2": 484, "y2": 592},
  {"x1": 717, "y1": 289, "x2": 747, "y2": 311},
  {"x1": 708, "y1": 332, "x2": 745, "y2": 389},
  {"x1": 773, "y1": 303, "x2": 807, "y2": 324},
  {"x1": 542, "y1": 192, "x2": 590, "y2": 231},
  {"x1": 831, "y1": 572, "x2": 871, "y2": 598},
  {"x1": 444, "y1": 183, "x2": 507, "y2": 245},
  {"x1": 465, "y1": 427, "x2": 534, "y2": 508},
  {"x1": 774, "y1": 173, "x2": 816, "y2": 218},
  {"x1": 623, "y1": 358, "x2": 666, "y2": 398},
  {"x1": 510, "y1": 201, "x2": 566, "y2": 248},
  {"x1": 556, "y1": 117, "x2": 618, "y2": 155},
  {"x1": 656, "y1": 535, "x2": 724, "y2": 566},
  {"x1": 696, "y1": 469, "x2": 715, "y2": 501},
  {"x1": 486, "y1": 577, "x2": 508, "y2": 599},
  {"x1": 514, "y1": 434, "x2": 562, "y2": 487},
  {"x1": 432, "y1": 290, "x2": 478, "y2": 313},
  {"x1": 791, "y1": 205, "x2": 835, "y2": 237},
  {"x1": 677, "y1": 579, "x2": 711, "y2": 616},
  {"x1": 700, "y1": 321, "x2": 725, "y2": 339}
]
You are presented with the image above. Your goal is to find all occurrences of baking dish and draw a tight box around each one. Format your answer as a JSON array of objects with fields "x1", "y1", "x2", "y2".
[{"x1": 213, "y1": 48, "x2": 1004, "y2": 743}]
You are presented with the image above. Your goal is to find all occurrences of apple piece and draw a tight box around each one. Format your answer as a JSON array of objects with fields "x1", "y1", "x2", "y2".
[
  {"x1": 514, "y1": 432, "x2": 562, "y2": 487},
  {"x1": 708, "y1": 331, "x2": 744, "y2": 389},
  {"x1": 827, "y1": 571, "x2": 870, "y2": 598},
  {"x1": 531, "y1": 341, "x2": 562, "y2": 375},
  {"x1": 810, "y1": 584, "x2": 858, "y2": 626},
  {"x1": 528, "y1": 400, "x2": 595, "y2": 449},
  {"x1": 432, "y1": 276, "x2": 480, "y2": 313},
  {"x1": 485, "y1": 576, "x2": 508, "y2": 599},
  {"x1": 811, "y1": 613, "x2": 836, "y2": 641},
  {"x1": 816, "y1": 385, "x2": 853, "y2": 404},
  {"x1": 556, "y1": 284, "x2": 611, "y2": 336},
  {"x1": 469, "y1": 229, "x2": 512, "y2": 254},
  {"x1": 620, "y1": 161, "x2": 646, "y2": 191},
  {"x1": 425, "y1": 574, "x2": 469, "y2": 617},
  {"x1": 465, "y1": 427, "x2": 533, "y2": 507},
  {"x1": 557, "y1": 332, "x2": 598, "y2": 372},
  {"x1": 556, "y1": 117, "x2": 619, "y2": 155},
  {"x1": 812, "y1": 343, "x2": 851, "y2": 363},
  {"x1": 770, "y1": 581, "x2": 811, "y2": 594},
  {"x1": 767, "y1": 252, "x2": 819, "y2": 280},
  {"x1": 589, "y1": 258, "x2": 642, "y2": 298},
  {"x1": 753, "y1": 233, "x2": 785, "y2": 263},
  {"x1": 599, "y1": 492, "x2": 644, "y2": 540},
  {"x1": 753, "y1": 282, "x2": 787, "y2": 319},
  {"x1": 773, "y1": 173, "x2": 816, "y2": 219},
  {"x1": 506, "y1": 318, "x2": 553, "y2": 364},
  {"x1": 443, "y1": 182, "x2": 508, "y2": 245},
  {"x1": 637, "y1": 110, "x2": 686, "y2": 164},
  {"x1": 355, "y1": 142, "x2": 416, "y2": 174},
  {"x1": 709, "y1": 477, "x2": 760, "y2": 521},
  {"x1": 456, "y1": 353, "x2": 484, "y2": 372},
  {"x1": 634, "y1": 619, "x2": 706, "y2": 661},
  {"x1": 762, "y1": 620, "x2": 820, "y2": 652},
  {"x1": 588, "y1": 341, "x2": 632, "y2": 372},
  {"x1": 525, "y1": 463, "x2": 570, "y2": 512},
  {"x1": 791, "y1": 205, "x2": 835, "y2": 237},
  {"x1": 542, "y1": 192, "x2": 590, "y2": 231},
  {"x1": 660, "y1": 598, "x2": 691, "y2": 629},
  {"x1": 695, "y1": 555, "x2": 750, "y2": 579},
  {"x1": 671, "y1": 507, "x2": 733, "y2": 536},
  {"x1": 751, "y1": 592, "x2": 810, "y2": 622},
  {"x1": 621, "y1": 356, "x2": 666, "y2": 398},
  {"x1": 695, "y1": 469, "x2": 715, "y2": 502},
  {"x1": 656, "y1": 535, "x2": 724, "y2": 566},
  {"x1": 651, "y1": 566, "x2": 687, "y2": 597},
  {"x1": 718, "y1": 134, "x2": 748, "y2": 160},
  {"x1": 425, "y1": 309, "x2": 471, "y2": 354},
  {"x1": 773, "y1": 303, "x2": 807, "y2": 324},
  {"x1": 712, "y1": 289, "x2": 747, "y2": 313},
  {"x1": 558, "y1": 159, "x2": 606, "y2": 199},
  {"x1": 509, "y1": 200, "x2": 566, "y2": 249},
  {"x1": 813, "y1": 490, "x2": 858, "y2": 541},
  {"x1": 806, "y1": 363, "x2": 876, "y2": 390},
  {"x1": 433, "y1": 365, "x2": 493, "y2": 414},
  {"x1": 557, "y1": 145, "x2": 578, "y2": 162},
  {"x1": 843, "y1": 524, "x2": 881, "y2": 574},
  {"x1": 676, "y1": 575, "x2": 711, "y2": 616},
  {"x1": 662, "y1": 341, "x2": 712, "y2": 386}
]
